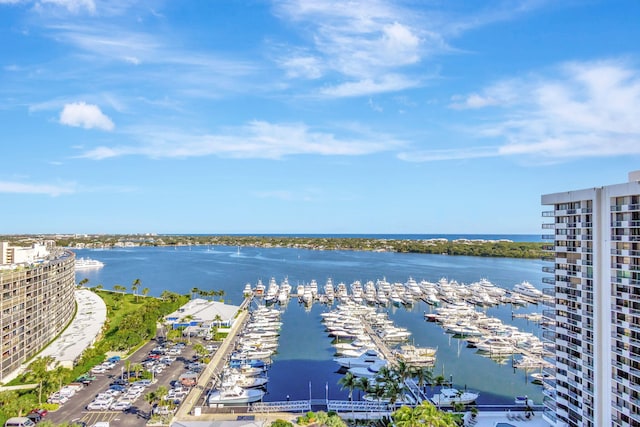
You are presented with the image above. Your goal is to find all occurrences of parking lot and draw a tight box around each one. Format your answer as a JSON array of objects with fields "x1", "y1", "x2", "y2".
[{"x1": 46, "y1": 337, "x2": 208, "y2": 427}]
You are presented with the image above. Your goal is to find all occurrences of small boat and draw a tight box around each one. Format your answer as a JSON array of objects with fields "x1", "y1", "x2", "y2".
[
  {"x1": 75, "y1": 257, "x2": 105, "y2": 270},
  {"x1": 208, "y1": 385, "x2": 265, "y2": 405},
  {"x1": 430, "y1": 388, "x2": 479, "y2": 406}
]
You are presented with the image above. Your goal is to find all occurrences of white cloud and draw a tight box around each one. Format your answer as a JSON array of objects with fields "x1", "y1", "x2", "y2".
[
  {"x1": 59, "y1": 102, "x2": 114, "y2": 131},
  {"x1": 420, "y1": 59, "x2": 640, "y2": 162},
  {"x1": 38, "y1": 0, "x2": 96, "y2": 14},
  {"x1": 0, "y1": 180, "x2": 76, "y2": 196},
  {"x1": 77, "y1": 120, "x2": 403, "y2": 160},
  {"x1": 274, "y1": 0, "x2": 436, "y2": 96},
  {"x1": 319, "y1": 74, "x2": 420, "y2": 98},
  {"x1": 398, "y1": 146, "x2": 499, "y2": 162}
]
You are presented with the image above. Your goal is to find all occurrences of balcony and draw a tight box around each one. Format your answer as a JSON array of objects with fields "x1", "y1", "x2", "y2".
[
  {"x1": 542, "y1": 277, "x2": 555, "y2": 285},
  {"x1": 542, "y1": 223, "x2": 556, "y2": 229},
  {"x1": 541, "y1": 234, "x2": 556, "y2": 240},
  {"x1": 542, "y1": 266, "x2": 556, "y2": 274},
  {"x1": 542, "y1": 211, "x2": 555, "y2": 217}
]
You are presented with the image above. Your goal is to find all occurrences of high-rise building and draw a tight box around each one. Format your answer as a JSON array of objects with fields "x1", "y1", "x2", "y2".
[
  {"x1": 541, "y1": 170, "x2": 640, "y2": 427},
  {"x1": 0, "y1": 242, "x2": 76, "y2": 382}
]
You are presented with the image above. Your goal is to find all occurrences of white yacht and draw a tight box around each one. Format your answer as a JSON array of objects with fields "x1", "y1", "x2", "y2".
[
  {"x1": 208, "y1": 385, "x2": 265, "y2": 405},
  {"x1": 75, "y1": 257, "x2": 104, "y2": 270},
  {"x1": 475, "y1": 337, "x2": 517, "y2": 355},
  {"x1": 512, "y1": 281, "x2": 543, "y2": 299},
  {"x1": 430, "y1": 388, "x2": 479, "y2": 406},
  {"x1": 334, "y1": 349, "x2": 385, "y2": 369},
  {"x1": 348, "y1": 360, "x2": 388, "y2": 378}
]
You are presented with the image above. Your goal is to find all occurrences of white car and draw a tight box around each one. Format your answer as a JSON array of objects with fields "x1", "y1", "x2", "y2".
[
  {"x1": 110, "y1": 400, "x2": 132, "y2": 411},
  {"x1": 91, "y1": 366, "x2": 108, "y2": 374},
  {"x1": 87, "y1": 401, "x2": 111, "y2": 411}
]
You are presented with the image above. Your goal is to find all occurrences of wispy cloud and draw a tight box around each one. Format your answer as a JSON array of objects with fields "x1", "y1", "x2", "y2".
[
  {"x1": 409, "y1": 59, "x2": 640, "y2": 162},
  {"x1": 59, "y1": 101, "x2": 114, "y2": 130},
  {"x1": 0, "y1": 180, "x2": 76, "y2": 196},
  {"x1": 38, "y1": 0, "x2": 96, "y2": 14},
  {"x1": 77, "y1": 120, "x2": 403, "y2": 160},
  {"x1": 273, "y1": 0, "x2": 438, "y2": 97}
]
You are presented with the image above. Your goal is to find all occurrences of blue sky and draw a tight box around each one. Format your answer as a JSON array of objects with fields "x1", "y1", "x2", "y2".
[{"x1": 1, "y1": 0, "x2": 639, "y2": 235}]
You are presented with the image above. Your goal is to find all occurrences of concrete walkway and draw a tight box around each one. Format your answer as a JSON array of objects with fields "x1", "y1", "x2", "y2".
[{"x1": 0, "y1": 288, "x2": 106, "y2": 385}]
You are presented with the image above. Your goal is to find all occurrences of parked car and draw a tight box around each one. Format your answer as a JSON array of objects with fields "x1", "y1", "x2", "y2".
[
  {"x1": 76, "y1": 374, "x2": 96, "y2": 384},
  {"x1": 110, "y1": 400, "x2": 132, "y2": 411}
]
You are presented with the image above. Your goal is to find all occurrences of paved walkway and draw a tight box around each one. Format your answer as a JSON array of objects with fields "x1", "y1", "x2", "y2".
[{"x1": 0, "y1": 288, "x2": 106, "y2": 385}]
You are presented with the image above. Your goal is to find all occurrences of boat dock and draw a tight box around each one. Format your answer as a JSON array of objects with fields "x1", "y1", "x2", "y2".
[{"x1": 174, "y1": 296, "x2": 252, "y2": 420}]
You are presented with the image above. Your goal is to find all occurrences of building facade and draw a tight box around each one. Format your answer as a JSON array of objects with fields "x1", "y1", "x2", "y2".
[
  {"x1": 541, "y1": 171, "x2": 640, "y2": 426},
  {"x1": 0, "y1": 243, "x2": 76, "y2": 382}
]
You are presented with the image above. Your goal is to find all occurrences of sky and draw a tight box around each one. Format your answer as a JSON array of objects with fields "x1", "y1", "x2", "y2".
[{"x1": 1, "y1": 0, "x2": 640, "y2": 235}]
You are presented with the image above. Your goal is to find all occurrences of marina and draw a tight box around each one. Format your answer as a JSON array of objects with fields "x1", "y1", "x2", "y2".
[{"x1": 73, "y1": 243, "x2": 548, "y2": 408}]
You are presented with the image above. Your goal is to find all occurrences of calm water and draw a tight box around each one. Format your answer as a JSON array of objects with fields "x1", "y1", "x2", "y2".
[{"x1": 73, "y1": 244, "x2": 546, "y2": 405}]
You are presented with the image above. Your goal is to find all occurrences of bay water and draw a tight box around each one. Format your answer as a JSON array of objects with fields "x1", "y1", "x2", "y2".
[{"x1": 73, "y1": 243, "x2": 546, "y2": 406}]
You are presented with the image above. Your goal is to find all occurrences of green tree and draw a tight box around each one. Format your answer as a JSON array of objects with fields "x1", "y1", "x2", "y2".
[
  {"x1": 338, "y1": 372, "x2": 357, "y2": 420},
  {"x1": 78, "y1": 278, "x2": 89, "y2": 288},
  {"x1": 132, "y1": 278, "x2": 141, "y2": 302},
  {"x1": 413, "y1": 366, "x2": 434, "y2": 395},
  {"x1": 191, "y1": 287, "x2": 200, "y2": 299},
  {"x1": 142, "y1": 287, "x2": 150, "y2": 298},
  {"x1": 25, "y1": 356, "x2": 54, "y2": 404},
  {"x1": 355, "y1": 376, "x2": 371, "y2": 400},
  {"x1": 392, "y1": 401, "x2": 457, "y2": 427},
  {"x1": 193, "y1": 343, "x2": 208, "y2": 359}
]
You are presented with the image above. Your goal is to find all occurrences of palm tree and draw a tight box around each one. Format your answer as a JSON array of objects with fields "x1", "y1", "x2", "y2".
[
  {"x1": 133, "y1": 362, "x2": 144, "y2": 379},
  {"x1": 131, "y1": 278, "x2": 141, "y2": 302},
  {"x1": 142, "y1": 287, "x2": 150, "y2": 298},
  {"x1": 78, "y1": 278, "x2": 89, "y2": 288},
  {"x1": 217, "y1": 289, "x2": 225, "y2": 302},
  {"x1": 414, "y1": 367, "x2": 434, "y2": 395},
  {"x1": 26, "y1": 356, "x2": 54, "y2": 404},
  {"x1": 95, "y1": 283, "x2": 104, "y2": 291},
  {"x1": 213, "y1": 314, "x2": 223, "y2": 330},
  {"x1": 191, "y1": 287, "x2": 200, "y2": 299},
  {"x1": 193, "y1": 343, "x2": 207, "y2": 359},
  {"x1": 355, "y1": 377, "x2": 371, "y2": 401},
  {"x1": 338, "y1": 372, "x2": 357, "y2": 420}
]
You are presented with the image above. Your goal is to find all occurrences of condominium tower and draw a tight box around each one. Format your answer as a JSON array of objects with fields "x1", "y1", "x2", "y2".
[
  {"x1": 541, "y1": 170, "x2": 640, "y2": 426},
  {"x1": 0, "y1": 242, "x2": 76, "y2": 382}
]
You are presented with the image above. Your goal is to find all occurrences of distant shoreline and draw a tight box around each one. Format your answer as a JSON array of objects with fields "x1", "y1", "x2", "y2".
[{"x1": 0, "y1": 234, "x2": 545, "y2": 260}]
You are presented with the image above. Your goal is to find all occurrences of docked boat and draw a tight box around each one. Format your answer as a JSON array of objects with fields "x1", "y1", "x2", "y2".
[
  {"x1": 348, "y1": 360, "x2": 388, "y2": 378},
  {"x1": 430, "y1": 388, "x2": 479, "y2": 406},
  {"x1": 334, "y1": 349, "x2": 385, "y2": 369},
  {"x1": 512, "y1": 281, "x2": 543, "y2": 299},
  {"x1": 475, "y1": 337, "x2": 518, "y2": 355},
  {"x1": 75, "y1": 257, "x2": 105, "y2": 270},
  {"x1": 221, "y1": 371, "x2": 268, "y2": 389},
  {"x1": 208, "y1": 385, "x2": 265, "y2": 405}
]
